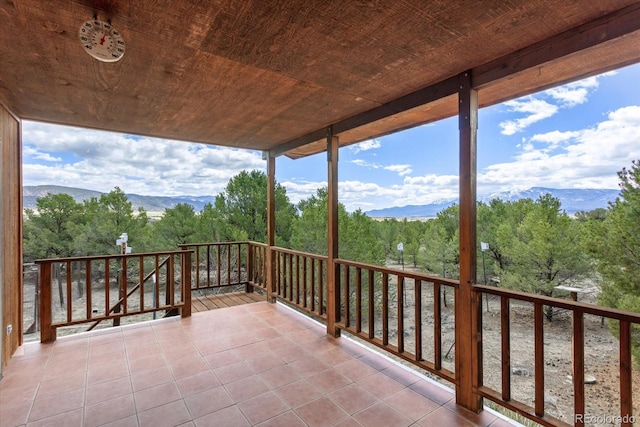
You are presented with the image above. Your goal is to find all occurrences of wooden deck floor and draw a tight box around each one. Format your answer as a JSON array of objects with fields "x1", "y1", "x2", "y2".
[{"x1": 191, "y1": 290, "x2": 265, "y2": 313}]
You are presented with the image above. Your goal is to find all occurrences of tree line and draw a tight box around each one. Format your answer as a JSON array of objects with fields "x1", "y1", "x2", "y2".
[{"x1": 24, "y1": 163, "x2": 640, "y2": 330}]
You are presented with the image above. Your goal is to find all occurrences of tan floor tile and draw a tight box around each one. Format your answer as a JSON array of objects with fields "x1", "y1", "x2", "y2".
[
  {"x1": 29, "y1": 388, "x2": 85, "y2": 422},
  {"x1": 275, "y1": 379, "x2": 323, "y2": 408},
  {"x1": 238, "y1": 391, "x2": 289, "y2": 425},
  {"x1": 194, "y1": 405, "x2": 250, "y2": 427},
  {"x1": 295, "y1": 397, "x2": 349, "y2": 427},
  {"x1": 137, "y1": 399, "x2": 191, "y2": 427},
  {"x1": 384, "y1": 387, "x2": 440, "y2": 420},
  {"x1": 26, "y1": 407, "x2": 83, "y2": 427},
  {"x1": 85, "y1": 375, "x2": 133, "y2": 405},
  {"x1": 225, "y1": 376, "x2": 270, "y2": 402},
  {"x1": 134, "y1": 381, "x2": 181, "y2": 412},
  {"x1": 353, "y1": 401, "x2": 413, "y2": 427},
  {"x1": 328, "y1": 383, "x2": 379, "y2": 414},
  {"x1": 84, "y1": 394, "x2": 136, "y2": 427},
  {"x1": 175, "y1": 370, "x2": 221, "y2": 397},
  {"x1": 184, "y1": 386, "x2": 233, "y2": 419}
]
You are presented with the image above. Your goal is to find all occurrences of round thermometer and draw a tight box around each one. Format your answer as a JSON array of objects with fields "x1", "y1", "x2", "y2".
[{"x1": 78, "y1": 20, "x2": 125, "y2": 62}]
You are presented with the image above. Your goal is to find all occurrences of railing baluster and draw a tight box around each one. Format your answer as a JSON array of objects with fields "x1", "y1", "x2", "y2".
[
  {"x1": 169, "y1": 254, "x2": 175, "y2": 307},
  {"x1": 620, "y1": 320, "x2": 632, "y2": 426},
  {"x1": 398, "y1": 275, "x2": 404, "y2": 353},
  {"x1": 573, "y1": 309, "x2": 585, "y2": 424},
  {"x1": 344, "y1": 265, "x2": 350, "y2": 328},
  {"x1": 319, "y1": 260, "x2": 324, "y2": 315},
  {"x1": 39, "y1": 261, "x2": 54, "y2": 342},
  {"x1": 382, "y1": 272, "x2": 389, "y2": 346},
  {"x1": 288, "y1": 253, "x2": 293, "y2": 302},
  {"x1": 415, "y1": 279, "x2": 422, "y2": 361},
  {"x1": 86, "y1": 260, "x2": 92, "y2": 320},
  {"x1": 501, "y1": 296, "x2": 511, "y2": 401},
  {"x1": 368, "y1": 270, "x2": 374, "y2": 339},
  {"x1": 66, "y1": 261, "x2": 72, "y2": 323},
  {"x1": 311, "y1": 258, "x2": 316, "y2": 312},
  {"x1": 356, "y1": 267, "x2": 362, "y2": 333},
  {"x1": 216, "y1": 245, "x2": 221, "y2": 287},
  {"x1": 227, "y1": 244, "x2": 231, "y2": 286},
  {"x1": 302, "y1": 256, "x2": 307, "y2": 307},
  {"x1": 154, "y1": 255, "x2": 160, "y2": 309},
  {"x1": 121, "y1": 256, "x2": 127, "y2": 314},
  {"x1": 205, "y1": 245, "x2": 210, "y2": 288},
  {"x1": 105, "y1": 259, "x2": 110, "y2": 317},
  {"x1": 296, "y1": 255, "x2": 300, "y2": 305},
  {"x1": 194, "y1": 246, "x2": 201, "y2": 289},
  {"x1": 237, "y1": 243, "x2": 241, "y2": 283},
  {"x1": 434, "y1": 282, "x2": 441, "y2": 370},
  {"x1": 534, "y1": 302, "x2": 544, "y2": 417},
  {"x1": 139, "y1": 256, "x2": 144, "y2": 312}
]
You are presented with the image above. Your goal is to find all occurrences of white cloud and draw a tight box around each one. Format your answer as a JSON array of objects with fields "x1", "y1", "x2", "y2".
[
  {"x1": 23, "y1": 146, "x2": 62, "y2": 162},
  {"x1": 499, "y1": 73, "x2": 615, "y2": 135},
  {"x1": 351, "y1": 159, "x2": 380, "y2": 169},
  {"x1": 22, "y1": 121, "x2": 265, "y2": 197},
  {"x1": 384, "y1": 164, "x2": 412, "y2": 176},
  {"x1": 544, "y1": 76, "x2": 599, "y2": 107},
  {"x1": 499, "y1": 98, "x2": 558, "y2": 135},
  {"x1": 480, "y1": 105, "x2": 640, "y2": 194},
  {"x1": 348, "y1": 139, "x2": 381, "y2": 153}
]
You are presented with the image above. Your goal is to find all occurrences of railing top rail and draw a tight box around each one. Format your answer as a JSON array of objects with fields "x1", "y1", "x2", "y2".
[
  {"x1": 272, "y1": 246, "x2": 329, "y2": 261},
  {"x1": 474, "y1": 284, "x2": 640, "y2": 323},
  {"x1": 247, "y1": 241, "x2": 267, "y2": 247},
  {"x1": 336, "y1": 258, "x2": 460, "y2": 288},
  {"x1": 34, "y1": 249, "x2": 193, "y2": 264},
  {"x1": 178, "y1": 241, "x2": 249, "y2": 248}
]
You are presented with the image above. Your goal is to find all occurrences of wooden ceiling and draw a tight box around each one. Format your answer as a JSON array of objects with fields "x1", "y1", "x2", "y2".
[{"x1": 1, "y1": 1, "x2": 639, "y2": 158}]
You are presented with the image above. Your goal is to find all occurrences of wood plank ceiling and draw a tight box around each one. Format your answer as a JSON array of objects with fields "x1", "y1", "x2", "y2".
[{"x1": 1, "y1": 0, "x2": 639, "y2": 158}]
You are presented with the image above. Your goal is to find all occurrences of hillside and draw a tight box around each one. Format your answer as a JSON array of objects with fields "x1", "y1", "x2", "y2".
[
  {"x1": 366, "y1": 187, "x2": 619, "y2": 218},
  {"x1": 23, "y1": 185, "x2": 216, "y2": 212}
]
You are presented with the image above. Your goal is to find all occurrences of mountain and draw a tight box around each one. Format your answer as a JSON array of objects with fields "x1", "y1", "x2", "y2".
[
  {"x1": 23, "y1": 185, "x2": 217, "y2": 212},
  {"x1": 366, "y1": 187, "x2": 620, "y2": 218}
]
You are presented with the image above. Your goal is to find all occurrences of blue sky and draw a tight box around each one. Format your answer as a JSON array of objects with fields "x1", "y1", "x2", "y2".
[{"x1": 23, "y1": 63, "x2": 640, "y2": 212}]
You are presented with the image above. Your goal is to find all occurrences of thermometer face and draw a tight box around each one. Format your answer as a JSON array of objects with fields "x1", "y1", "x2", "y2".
[{"x1": 79, "y1": 20, "x2": 125, "y2": 62}]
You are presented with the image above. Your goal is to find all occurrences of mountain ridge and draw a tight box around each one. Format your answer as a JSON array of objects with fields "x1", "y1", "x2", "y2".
[
  {"x1": 23, "y1": 185, "x2": 217, "y2": 212},
  {"x1": 23, "y1": 185, "x2": 620, "y2": 218},
  {"x1": 366, "y1": 187, "x2": 619, "y2": 218}
]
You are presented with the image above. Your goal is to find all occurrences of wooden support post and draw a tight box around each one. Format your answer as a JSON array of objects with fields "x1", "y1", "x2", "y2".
[
  {"x1": 456, "y1": 70, "x2": 483, "y2": 412},
  {"x1": 326, "y1": 128, "x2": 341, "y2": 337},
  {"x1": 38, "y1": 262, "x2": 55, "y2": 343},
  {"x1": 181, "y1": 250, "x2": 192, "y2": 318},
  {"x1": 266, "y1": 153, "x2": 276, "y2": 303}
]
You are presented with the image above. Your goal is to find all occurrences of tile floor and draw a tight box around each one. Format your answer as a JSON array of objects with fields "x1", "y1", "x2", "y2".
[{"x1": 0, "y1": 301, "x2": 517, "y2": 426}]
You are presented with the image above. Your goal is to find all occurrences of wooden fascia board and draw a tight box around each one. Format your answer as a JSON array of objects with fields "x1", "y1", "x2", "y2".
[
  {"x1": 271, "y1": 75, "x2": 459, "y2": 157},
  {"x1": 472, "y1": 3, "x2": 640, "y2": 89}
]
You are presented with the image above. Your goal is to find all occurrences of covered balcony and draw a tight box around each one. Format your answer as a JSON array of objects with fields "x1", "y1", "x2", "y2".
[{"x1": 2, "y1": 1, "x2": 640, "y2": 426}]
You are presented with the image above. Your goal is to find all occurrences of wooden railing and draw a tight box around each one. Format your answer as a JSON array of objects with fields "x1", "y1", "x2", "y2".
[
  {"x1": 272, "y1": 247, "x2": 328, "y2": 320},
  {"x1": 36, "y1": 250, "x2": 192, "y2": 342},
  {"x1": 248, "y1": 242, "x2": 267, "y2": 290},
  {"x1": 335, "y1": 259, "x2": 459, "y2": 384},
  {"x1": 178, "y1": 242, "x2": 247, "y2": 291},
  {"x1": 474, "y1": 285, "x2": 639, "y2": 427}
]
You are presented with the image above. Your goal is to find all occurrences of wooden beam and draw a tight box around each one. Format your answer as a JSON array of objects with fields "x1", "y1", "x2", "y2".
[
  {"x1": 326, "y1": 128, "x2": 341, "y2": 337},
  {"x1": 455, "y1": 70, "x2": 482, "y2": 412},
  {"x1": 270, "y1": 76, "x2": 459, "y2": 157},
  {"x1": 265, "y1": 153, "x2": 276, "y2": 303},
  {"x1": 473, "y1": 3, "x2": 640, "y2": 89}
]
